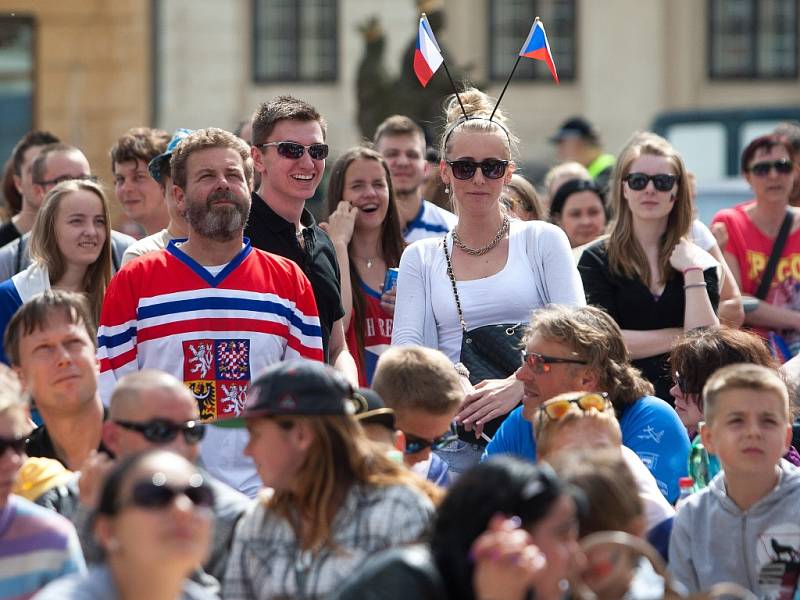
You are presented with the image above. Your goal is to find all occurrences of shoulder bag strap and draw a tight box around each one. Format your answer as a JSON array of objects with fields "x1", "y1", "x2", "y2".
[
  {"x1": 442, "y1": 233, "x2": 467, "y2": 332},
  {"x1": 755, "y1": 210, "x2": 793, "y2": 300}
]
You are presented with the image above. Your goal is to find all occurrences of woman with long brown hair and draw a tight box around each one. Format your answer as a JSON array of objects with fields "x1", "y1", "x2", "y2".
[
  {"x1": 322, "y1": 146, "x2": 405, "y2": 385},
  {"x1": 0, "y1": 179, "x2": 112, "y2": 363},
  {"x1": 578, "y1": 132, "x2": 722, "y2": 402},
  {"x1": 223, "y1": 359, "x2": 437, "y2": 600}
]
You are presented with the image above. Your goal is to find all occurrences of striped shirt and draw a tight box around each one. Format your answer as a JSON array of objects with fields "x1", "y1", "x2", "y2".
[
  {"x1": 0, "y1": 495, "x2": 85, "y2": 600},
  {"x1": 403, "y1": 200, "x2": 457, "y2": 244},
  {"x1": 97, "y1": 239, "x2": 323, "y2": 496}
]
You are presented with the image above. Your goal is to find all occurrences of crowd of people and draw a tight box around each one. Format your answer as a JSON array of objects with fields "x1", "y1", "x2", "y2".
[{"x1": 1, "y1": 84, "x2": 800, "y2": 600}]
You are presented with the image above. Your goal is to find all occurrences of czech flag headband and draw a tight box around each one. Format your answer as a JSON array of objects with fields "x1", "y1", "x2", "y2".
[{"x1": 414, "y1": 14, "x2": 559, "y2": 125}]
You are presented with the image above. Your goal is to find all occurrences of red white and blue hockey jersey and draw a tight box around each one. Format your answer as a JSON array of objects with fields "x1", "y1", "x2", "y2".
[{"x1": 97, "y1": 239, "x2": 323, "y2": 495}]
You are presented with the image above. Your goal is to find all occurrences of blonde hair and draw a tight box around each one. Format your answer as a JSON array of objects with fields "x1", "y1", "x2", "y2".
[
  {"x1": 267, "y1": 415, "x2": 441, "y2": 550},
  {"x1": 29, "y1": 179, "x2": 112, "y2": 324},
  {"x1": 534, "y1": 392, "x2": 622, "y2": 459},
  {"x1": 703, "y1": 363, "x2": 790, "y2": 425},
  {"x1": 439, "y1": 87, "x2": 519, "y2": 161},
  {"x1": 606, "y1": 131, "x2": 693, "y2": 284},
  {"x1": 372, "y1": 346, "x2": 463, "y2": 415}
]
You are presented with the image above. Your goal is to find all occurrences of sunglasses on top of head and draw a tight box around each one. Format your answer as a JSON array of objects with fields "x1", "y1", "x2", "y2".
[
  {"x1": 446, "y1": 159, "x2": 509, "y2": 180},
  {"x1": 255, "y1": 141, "x2": 329, "y2": 161},
  {"x1": 624, "y1": 172, "x2": 677, "y2": 192},
  {"x1": 538, "y1": 392, "x2": 610, "y2": 424},
  {"x1": 119, "y1": 472, "x2": 214, "y2": 513},
  {"x1": 747, "y1": 159, "x2": 793, "y2": 177}
]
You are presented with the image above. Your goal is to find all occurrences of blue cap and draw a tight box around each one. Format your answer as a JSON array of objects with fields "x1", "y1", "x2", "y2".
[{"x1": 148, "y1": 128, "x2": 194, "y2": 182}]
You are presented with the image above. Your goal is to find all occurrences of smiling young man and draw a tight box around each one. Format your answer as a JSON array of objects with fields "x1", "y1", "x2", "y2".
[
  {"x1": 373, "y1": 115, "x2": 456, "y2": 243},
  {"x1": 97, "y1": 127, "x2": 323, "y2": 496},
  {"x1": 246, "y1": 95, "x2": 357, "y2": 384},
  {"x1": 5, "y1": 290, "x2": 108, "y2": 471},
  {"x1": 110, "y1": 127, "x2": 171, "y2": 236}
]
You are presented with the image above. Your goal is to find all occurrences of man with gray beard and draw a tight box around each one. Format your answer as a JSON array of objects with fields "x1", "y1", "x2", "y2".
[{"x1": 97, "y1": 128, "x2": 324, "y2": 496}]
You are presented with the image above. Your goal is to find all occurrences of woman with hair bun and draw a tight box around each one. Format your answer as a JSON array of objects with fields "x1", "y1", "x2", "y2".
[{"x1": 392, "y1": 87, "x2": 585, "y2": 471}]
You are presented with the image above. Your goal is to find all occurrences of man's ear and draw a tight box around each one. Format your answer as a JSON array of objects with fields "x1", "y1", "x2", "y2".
[
  {"x1": 577, "y1": 366, "x2": 599, "y2": 392},
  {"x1": 102, "y1": 421, "x2": 120, "y2": 455},
  {"x1": 172, "y1": 184, "x2": 186, "y2": 213},
  {"x1": 12, "y1": 365, "x2": 29, "y2": 393},
  {"x1": 251, "y1": 145, "x2": 266, "y2": 175}
]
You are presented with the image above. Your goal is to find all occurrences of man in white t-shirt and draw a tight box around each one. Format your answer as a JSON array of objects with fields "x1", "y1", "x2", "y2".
[{"x1": 374, "y1": 115, "x2": 456, "y2": 243}]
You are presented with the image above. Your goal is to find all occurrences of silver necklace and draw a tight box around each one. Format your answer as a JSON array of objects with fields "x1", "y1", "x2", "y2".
[
  {"x1": 452, "y1": 216, "x2": 510, "y2": 256},
  {"x1": 352, "y1": 255, "x2": 378, "y2": 269}
]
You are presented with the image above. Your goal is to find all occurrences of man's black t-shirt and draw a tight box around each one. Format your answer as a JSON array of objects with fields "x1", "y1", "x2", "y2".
[
  {"x1": 244, "y1": 192, "x2": 344, "y2": 362},
  {"x1": 26, "y1": 407, "x2": 113, "y2": 468}
]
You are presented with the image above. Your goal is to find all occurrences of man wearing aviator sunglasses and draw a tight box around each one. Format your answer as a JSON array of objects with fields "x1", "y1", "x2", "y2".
[
  {"x1": 36, "y1": 370, "x2": 250, "y2": 590},
  {"x1": 246, "y1": 95, "x2": 358, "y2": 385}
]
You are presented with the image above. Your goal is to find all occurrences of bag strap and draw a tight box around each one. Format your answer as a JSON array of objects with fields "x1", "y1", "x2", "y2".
[
  {"x1": 442, "y1": 233, "x2": 468, "y2": 332},
  {"x1": 755, "y1": 210, "x2": 793, "y2": 300}
]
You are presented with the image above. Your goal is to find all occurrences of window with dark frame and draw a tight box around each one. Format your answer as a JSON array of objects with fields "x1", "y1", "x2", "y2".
[
  {"x1": 709, "y1": 0, "x2": 798, "y2": 79},
  {"x1": 0, "y1": 16, "x2": 34, "y2": 162},
  {"x1": 252, "y1": 0, "x2": 338, "y2": 82},
  {"x1": 489, "y1": 0, "x2": 575, "y2": 82}
]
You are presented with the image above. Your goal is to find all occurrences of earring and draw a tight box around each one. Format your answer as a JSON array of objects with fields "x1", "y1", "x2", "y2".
[{"x1": 444, "y1": 185, "x2": 450, "y2": 194}]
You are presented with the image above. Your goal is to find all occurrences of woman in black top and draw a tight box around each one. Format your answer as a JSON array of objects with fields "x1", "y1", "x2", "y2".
[{"x1": 578, "y1": 132, "x2": 720, "y2": 402}]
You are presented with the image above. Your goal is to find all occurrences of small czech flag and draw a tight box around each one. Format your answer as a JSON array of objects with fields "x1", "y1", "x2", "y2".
[
  {"x1": 518, "y1": 18, "x2": 559, "y2": 84},
  {"x1": 413, "y1": 14, "x2": 444, "y2": 87}
]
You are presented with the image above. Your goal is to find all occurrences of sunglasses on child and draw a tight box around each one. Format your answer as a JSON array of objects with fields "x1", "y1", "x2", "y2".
[
  {"x1": 403, "y1": 429, "x2": 459, "y2": 455},
  {"x1": 114, "y1": 419, "x2": 206, "y2": 445},
  {"x1": 538, "y1": 393, "x2": 610, "y2": 423},
  {"x1": 623, "y1": 172, "x2": 677, "y2": 192},
  {"x1": 120, "y1": 473, "x2": 214, "y2": 512},
  {"x1": 446, "y1": 159, "x2": 509, "y2": 180},
  {"x1": 747, "y1": 159, "x2": 793, "y2": 177},
  {"x1": 256, "y1": 141, "x2": 329, "y2": 161},
  {"x1": 0, "y1": 434, "x2": 26, "y2": 456},
  {"x1": 520, "y1": 350, "x2": 588, "y2": 374}
]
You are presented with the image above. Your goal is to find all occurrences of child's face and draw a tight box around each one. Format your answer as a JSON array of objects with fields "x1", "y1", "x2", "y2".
[{"x1": 701, "y1": 389, "x2": 791, "y2": 477}]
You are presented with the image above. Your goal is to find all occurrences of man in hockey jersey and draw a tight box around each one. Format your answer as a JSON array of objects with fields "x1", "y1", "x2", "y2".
[
  {"x1": 246, "y1": 95, "x2": 358, "y2": 384},
  {"x1": 97, "y1": 128, "x2": 323, "y2": 496}
]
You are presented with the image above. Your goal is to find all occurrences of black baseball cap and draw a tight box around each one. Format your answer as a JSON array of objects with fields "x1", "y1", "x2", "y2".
[
  {"x1": 549, "y1": 117, "x2": 599, "y2": 144},
  {"x1": 353, "y1": 388, "x2": 395, "y2": 431},
  {"x1": 219, "y1": 360, "x2": 357, "y2": 426}
]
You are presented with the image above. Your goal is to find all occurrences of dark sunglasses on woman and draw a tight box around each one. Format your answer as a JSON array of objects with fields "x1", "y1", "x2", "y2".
[
  {"x1": 0, "y1": 434, "x2": 27, "y2": 456},
  {"x1": 256, "y1": 141, "x2": 329, "y2": 160},
  {"x1": 120, "y1": 473, "x2": 215, "y2": 512},
  {"x1": 114, "y1": 419, "x2": 206, "y2": 445},
  {"x1": 748, "y1": 159, "x2": 793, "y2": 177},
  {"x1": 624, "y1": 172, "x2": 677, "y2": 192},
  {"x1": 446, "y1": 159, "x2": 509, "y2": 180}
]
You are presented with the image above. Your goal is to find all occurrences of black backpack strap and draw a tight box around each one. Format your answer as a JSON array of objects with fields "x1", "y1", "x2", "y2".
[{"x1": 756, "y1": 211, "x2": 793, "y2": 300}]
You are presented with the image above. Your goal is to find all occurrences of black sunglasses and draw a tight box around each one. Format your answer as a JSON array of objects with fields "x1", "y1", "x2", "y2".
[
  {"x1": 403, "y1": 429, "x2": 458, "y2": 454},
  {"x1": 122, "y1": 473, "x2": 214, "y2": 512},
  {"x1": 256, "y1": 141, "x2": 329, "y2": 161},
  {"x1": 520, "y1": 350, "x2": 588, "y2": 374},
  {"x1": 446, "y1": 159, "x2": 509, "y2": 180},
  {"x1": 624, "y1": 172, "x2": 677, "y2": 192},
  {"x1": 748, "y1": 159, "x2": 793, "y2": 177},
  {"x1": 114, "y1": 419, "x2": 206, "y2": 445},
  {"x1": 0, "y1": 434, "x2": 27, "y2": 456}
]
